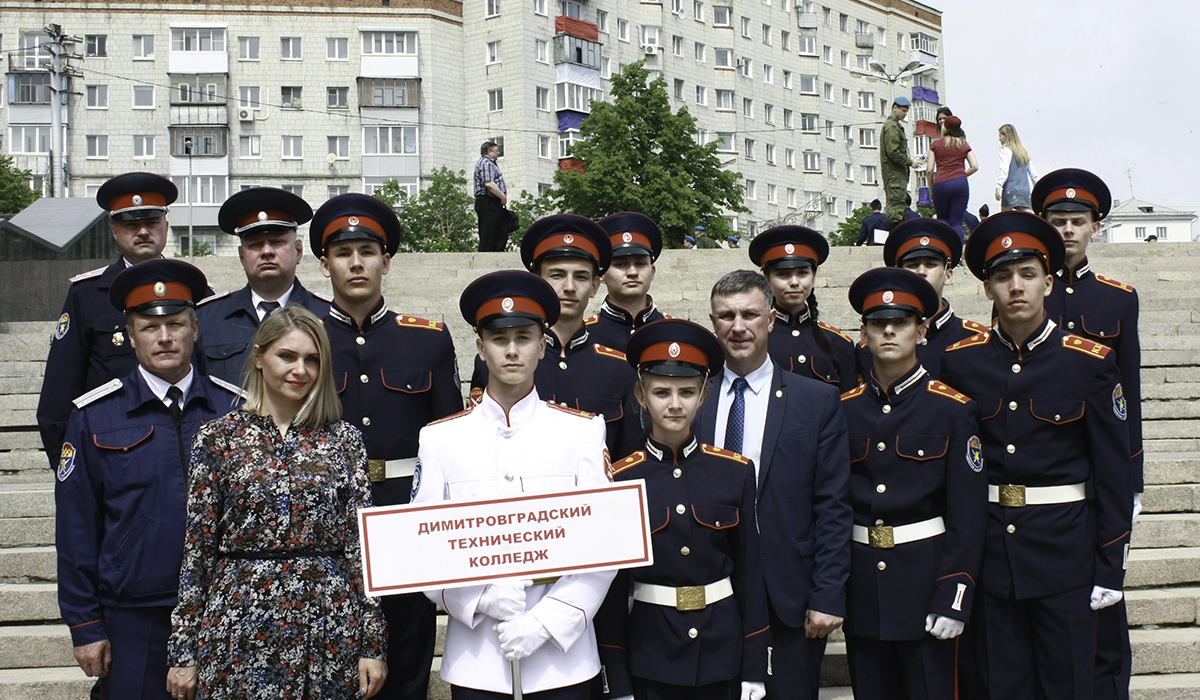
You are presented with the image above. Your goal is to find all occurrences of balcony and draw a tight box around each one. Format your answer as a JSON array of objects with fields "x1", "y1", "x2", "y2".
[
  {"x1": 855, "y1": 33, "x2": 874, "y2": 49},
  {"x1": 795, "y1": 12, "x2": 819, "y2": 29},
  {"x1": 170, "y1": 105, "x2": 229, "y2": 126},
  {"x1": 358, "y1": 78, "x2": 421, "y2": 108},
  {"x1": 8, "y1": 51, "x2": 51, "y2": 72}
]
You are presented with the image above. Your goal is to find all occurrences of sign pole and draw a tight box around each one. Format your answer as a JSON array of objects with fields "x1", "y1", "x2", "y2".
[{"x1": 511, "y1": 660, "x2": 523, "y2": 700}]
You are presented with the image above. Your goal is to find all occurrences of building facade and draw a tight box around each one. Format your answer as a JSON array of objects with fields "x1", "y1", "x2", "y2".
[
  {"x1": 1105, "y1": 198, "x2": 1197, "y2": 244},
  {"x1": 2, "y1": 0, "x2": 943, "y2": 253}
]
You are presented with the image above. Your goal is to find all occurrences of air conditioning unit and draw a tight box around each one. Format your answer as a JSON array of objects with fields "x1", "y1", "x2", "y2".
[
  {"x1": 643, "y1": 45, "x2": 658, "y2": 55},
  {"x1": 238, "y1": 108, "x2": 253, "y2": 122}
]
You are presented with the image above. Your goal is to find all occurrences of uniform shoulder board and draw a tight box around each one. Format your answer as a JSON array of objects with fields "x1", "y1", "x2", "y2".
[
  {"x1": 396, "y1": 315, "x2": 444, "y2": 332},
  {"x1": 311, "y1": 291, "x2": 333, "y2": 302},
  {"x1": 611, "y1": 451, "x2": 647, "y2": 476},
  {"x1": 841, "y1": 384, "x2": 866, "y2": 401},
  {"x1": 546, "y1": 402, "x2": 596, "y2": 419},
  {"x1": 208, "y1": 375, "x2": 248, "y2": 399},
  {"x1": 945, "y1": 332, "x2": 990, "y2": 352},
  {"x1": 428, "y1": 404, "x2": 474, "y2": 426},
  {"x1": 584, "y1": 315, "x2": 600, "y2": 326},
  {"x1": 700, "y1": 443, "x2": 751, "y2": 465},
  {"x1": 1095, "y1": 274, "x2": 1135, "y2": 294},
  {"x1": 662, "y1": 313, "x2": 677, "y2": 320},
  {"x1": 962, "y1": 319, "x2": 989, "y2": 334},
  {"x1": 72, "y1": 378, "x2": 123, "y2": 408},
  {"x1": 1062, "y1": 334, "x2": 1112, "y2": 359},
  {"x1": 195, "y1": 290, "x2": 231, "y2": 308},
  {"x1": 818, "y1": 322, "x2": 853, "y2": 344},
  {"x1": 593, "y1": 344, "x2": 627, "y2": 362},
  {"x1": 69, "y1": 266, "x2": 107, "y2": 283},
  {"x1": 927, "y1": 380, "x2": 970, "y2": 404}
]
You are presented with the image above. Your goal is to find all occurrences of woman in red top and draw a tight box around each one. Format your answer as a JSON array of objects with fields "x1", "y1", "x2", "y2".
[{"x1": 928, "y1": 116, "x2": 979, "y2": 242}]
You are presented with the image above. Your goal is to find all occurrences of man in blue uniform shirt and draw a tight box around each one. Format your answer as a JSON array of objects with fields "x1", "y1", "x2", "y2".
[
  {"x1": 589, "y1": 212, "x2": 669, "y2": 352},
  {"x1": 312, "y1": 193, "x2": 463, "y2": 700},
  {"x1": 195, "y1": 187, "x2": 331, "y2": 384},
  {"x1": 37, "y1": 172, "x2": 182, "y2": 467},
  {"x1": 1032, "y1": 169, "x2": 1142, "y2": 700},
  {"x1": 857, "y1": 200, "x2": 888, "y2": 246},
  {"x1": 55, "y1": 259, "x2": 240, "y2": 699},
  {"x1": 940, "y1": 212, "x2": 1132, "y2": 700}
]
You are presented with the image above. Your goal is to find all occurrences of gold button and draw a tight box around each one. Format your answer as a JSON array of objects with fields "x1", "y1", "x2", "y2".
[
  {"x1": 882, "y1": 405, "x2": 892, "y2": 414},
  {"x1": 1006, "y1": 524, "x2": 1016, "y2": 534},
  {"x1": 798, "y1": 355, "x2": 807, "y2": 364},
  {"x1": 1009, "y1": 401, "x2": 1018, "y2": 411},
  {"x1": 876, "y1": 442, "x2": 886, "y2": 451},
  {"x1": 559, "y1": 361, "x2": 568, "y2": 370},
  {"x1": 792, "y1": 329, "x2": 800, "y2": 337},
  {"x1": 673, "y1": 468, "x2": 682, "y2": 478},
  {"x1": 360, "y1": 374, "x2": 369, "y2": 383},
  {"x1": 877, "y1": 561, "x2": 886, "y2": 571},
  {"x1": 1054, "y1": 414, "x2": 1061, "y2": 421},
  {"x1": 1066, "y1": 287, "x2": 1075, "y2": 295},
  {"x1": 875, "y1": 519, "x2": 884, "y2": 526},
  {"x1": 1067, "y1": 322, "x2": 1075, "y2": 329},
  {"x1": 681, "y1": 546, "x2": 691, "y2": 555},
  {"x1": 776, "y1": 390, "x2": 783, "y2": 398},
  {"x1": 505, "y1": 473, "x2": 514, "y2": 481},
  {"x1": 362, "y1": 417, "x2": 371, "y2": 426},
  {"x1": 688, "y1": 628, "x2": 698, "y2": 638},
  {"x1": 356, "y1": 336, "x2": 365, "y2": 345},
  {"x1": 714, "y1": 521, "x2": 721, "y2": 527},
  {"x1": 1006, "y1": 444, "x2": 1016, "y2": 454},
  {"x1": 917, "y1": 450, "x2": 925, "y2": 457},
  {"x1": 1011, "y1": 364, "x2": 1022, "y2": 373},
  {"x1": 876, "y1": 484, "x2": 886, "y2": 493},
  {"x1": 676, "y1": 504, "x2": 686, "y2": 515},
  {"x1": 560, "y1": 402, "x2": 568, "y2": 407},
  {"x1": 1099, "y1": 331, "x2": 1106, "y2": 337}
]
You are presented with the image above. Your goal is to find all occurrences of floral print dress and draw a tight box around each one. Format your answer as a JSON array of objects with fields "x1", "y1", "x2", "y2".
[{"x1": 168, "y1": 410, "x2": 386, "y2": 699}]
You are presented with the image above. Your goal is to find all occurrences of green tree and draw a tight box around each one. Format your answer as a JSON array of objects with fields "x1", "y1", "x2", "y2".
[
  {"x1": 0, "y1": 155, "x2": 40, "y2": 214},
  {"x1": 372, "y1": 167, "x2": 477, "y2": 252},
  {"x1": 548, "y1": 61, "x2": 748, "y2": 247},
  {"x1": 917, "y1": 204, "x2": 936, "y2": 219},
  {"x1": 832, "y1": 205, "x2": 873, "y2": 247}
]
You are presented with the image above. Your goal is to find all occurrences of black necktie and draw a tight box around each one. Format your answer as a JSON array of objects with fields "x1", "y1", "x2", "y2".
[
  {"x1": 725, "y1": 377, "x2": 748, "y2": 455},
  {"x1": 167, "y1": 386, "x2": 184, "y2": 427},
  {"x1": 258, "y1": 300, "x2": 281, "y2": 320}
]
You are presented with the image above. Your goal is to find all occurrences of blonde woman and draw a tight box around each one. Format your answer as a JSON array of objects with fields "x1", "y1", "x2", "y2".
[
  {"x1": 166, "y1": 305, "x2": 386, "y2": 699},
  {"x1": 995, "y1": 124, "x2": 1041, "y2": 211}
]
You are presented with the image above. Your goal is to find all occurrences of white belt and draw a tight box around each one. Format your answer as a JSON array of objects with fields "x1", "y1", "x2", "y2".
[
  {"x1": 633, "y1": 578, "x2": 733, "y2": 612},
  {"x1": 368, "y1": 458, "x2": 418, "y2": 482},
  {"x1": 852, "y1": 516, "x2": 945, "y2": 549},
  {"x1": 988, "y1": 482, "x2": 1086, "y2": 507}
]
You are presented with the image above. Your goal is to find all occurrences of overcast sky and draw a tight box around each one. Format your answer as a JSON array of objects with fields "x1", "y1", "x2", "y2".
[{"x1": 935, "y1": 0, "x2": 1199, "y2": 238}]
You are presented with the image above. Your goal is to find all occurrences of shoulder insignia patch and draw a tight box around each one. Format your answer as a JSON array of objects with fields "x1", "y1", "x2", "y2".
[
  {"x1": 593, "y1": 344, "x2": 627, "y2": 362},
  {"x1": 195, "y1": 290, "x2": 231, "y2": 308},
  {"x1": 311, "y1": 291, "x2": 333, "y2": 302},
  {"x1": 208, "y1": 375, "x2": 249, "y2": 399},
  {"x1": 57, "y1": 442, "x2": 77, "y2": 481},
  {"x1": 584, "y1": 315, "x2": 600, "y2": 326},
  {"x1": 945, "y1": 332, "x2": 990, "y2": 352},
  {"x1": 73, "y1": 378, "x2": 123, "y2": 408},
  {"x1": 966, "y1": 436, "x2": 984, "y2": 472},
  {"x1": 54, "y1": 313, "x2": 70, "y2": 340},
  {"x1": 818, "y1": 321, "x2": 853, "y2": 344},
  {"x1": 546, "y1": 402, "x2": 596, "y2": 419},
  {"x1": 396, "y1": 315, "x2": 444, "y2": 332},
  {"x1": 927, "y1": 380, "x2": 970, "y2": 404},
  {"x1": 469, "y1": 387, "x2": 484, "y2": 405},
  {"x1": 1062, "y1": 334, "x2": 1111, "y2": 359},
  {"x1": 69, "y1": 266, "x2": 106, "y2": 283},
  {"x1": 428, "y1": 405, "x2": 474, "y2": 426},
  {"x1": 1112, "y1": 383, "x2": 1127, "y2": 421},
  {"x1": 700, "y1": 443, "x2": 751, "y2": 465},
  {"x1": 1095, "y1": 274, "x2": 1134, "y2": 294},
  {"x1": 841, "y1": 384, "x2": 866, "y2": 401},
  {"x1": 963, "y1": 319, "x2": 989, "y2": 333},
  {"x1": 611, "y1": 451, "x2": 647, "y2": 476}
]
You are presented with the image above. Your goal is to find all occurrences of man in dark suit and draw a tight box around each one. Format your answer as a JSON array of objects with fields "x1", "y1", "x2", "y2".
[
  {"x1": 857, "y1": 199, "x2": 888, "y2": 246},
  {"x1": 694, "y1": 269, "x2": 853, "y2": 700}
]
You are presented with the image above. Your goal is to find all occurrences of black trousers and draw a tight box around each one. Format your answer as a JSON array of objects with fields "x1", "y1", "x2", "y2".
[
  {"x1": 451, "y1": 679, "x2": 591, "y2": 700},
  {"x1": 765, "y1": 600, "x2": 827, "y2": 700},
  {"x1": 845, "y1": 634, "x2": 957, "y2": 700},
  {"x1": 476, "y1": 195, "x2": 508, "y2": 252},
  {"x1": 631, "y1": 677, "x2": 739, "y2": 700},
  {"x1": 1093, "y1": 597, "x2": 1132, "y2": 700},
  {"x1": 89, "y1": 605, "x2": 174, "y2": 700}
]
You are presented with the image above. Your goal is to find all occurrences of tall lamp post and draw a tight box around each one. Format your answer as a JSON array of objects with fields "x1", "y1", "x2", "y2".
[
  {"x1": 184, "y1": 136, "x2": 194, "y2": 258},
  {"x1": 849, "y1": 59, "x2": 934, "y2": 106}
]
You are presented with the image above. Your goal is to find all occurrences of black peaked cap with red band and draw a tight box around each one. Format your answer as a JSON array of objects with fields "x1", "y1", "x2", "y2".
[
  {"x1": 1031, "y1": 168, "x2": 1112, "y2": 219},
  {"x1": 964, "y1": 211, "x2": 1065, "y2": 280},
  {"x1": 309, "y1": 193, "x2": 401, "y2": 256},
  {"x1": 218, "y1": 187, "x2": 313, "y2": 238},
  {"x1": 460, "y1": 270, "x2": 561, "y2": 331},
  {"x1": 848, "y1": 267, "x2": 939, "y2": 320},
  {"x1": 599, "y1": 212, "x2": 663, "y2": 260},
  {"x1": 521, "y1": 214, "x2": 613, "y2": 275},
  {"x1": 883, "y1": 218, "x2": 962, "y2": 268},
  {"x1": 96, "y1": 172, "x2": 178, "y2": 222},
  {"x1": 626, "y1": 319, "x2": 725, "y2": 378},
  {"x1": 749, "y1": 226, "x2": 829, "y2": 270},
  {"x1": 109, "y1": 259, "x2": 209, "y2": 316}
]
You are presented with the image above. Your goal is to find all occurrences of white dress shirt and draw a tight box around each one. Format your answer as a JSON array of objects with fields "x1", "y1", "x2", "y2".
[
  {"x1": 713, "y1": 356, "x2": 774, "y2": 480},
  {"x1": 138, "y1": 365, "x2": 195, "y2": 408},
  {"x1": 251, "y1": 285, "x2": 294, "y2": 322}
]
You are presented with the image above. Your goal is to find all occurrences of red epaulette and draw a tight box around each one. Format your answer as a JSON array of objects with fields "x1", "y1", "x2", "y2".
[
  {"x1": 1095, "y1": 274, "x2": 1135, "y2": 294},
  {"x1": 593, "y1": 344, "x2": 627, "y2": 362},
  {"x1": 196, "y1": 290, "x2": 231, "y2": 307},
  {"x1": 69, "y1": 266, "x2": 106, "y2": 283},
  {"x1": 428, "y1": 405, "x2": 474, "y2": 426},
  {"x1": 396, "y1": 315, "x2": 444, "y2": 331},
  {"x1": 945, "y1": 332, "x2": 990, "y2": 352},
  {"x1": 611, "y1": 451, "x2": 647, "y2": 476},
  {"x1": 1062, "y1": 334, "x2": 1111, "y2": 359},
  {"x1": 584, "y1": 315, "x2": 600, "y2": 326},
  {"x1": 818, "y1": 321, "x2": 853, "y2": 344},
  {"x1": 547, "y1": 402, "x2": 596, "y2": 419},
  {"x1": 841, "y1": 384, "x2": 866, "y2": 401},
  {"x1": 700, "y1": 443, "x2": 751, "y2": 465},
  {"x1": 926, "y1": 380, "x2": 970, "y2": 404},
  {"x1": 962, "y1": 319, "x2": 989, "y2": 334}
]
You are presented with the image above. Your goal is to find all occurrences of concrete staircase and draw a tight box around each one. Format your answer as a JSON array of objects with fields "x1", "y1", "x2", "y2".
[{"x1": 2, "y1": 242, "x2": 1198, "y2": 699}]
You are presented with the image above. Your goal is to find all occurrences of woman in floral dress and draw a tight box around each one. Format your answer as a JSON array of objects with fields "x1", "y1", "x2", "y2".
[{"x1": 166, "y1": 305, "x2": 386, "y2": 699}]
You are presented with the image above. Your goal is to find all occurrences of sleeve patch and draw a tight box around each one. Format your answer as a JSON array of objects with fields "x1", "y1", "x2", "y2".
[
  {"x1": 927, "y1": 381, "x2": 970, "y2": 404},
  {"x1": 1062, "y1": 334, "x2": 1111, "y2": 359},
  {"x1": 966, "y1": 436, "x2": 984, "y2": 472},
  {"x1": 546, "y1": 402, "x2": 596, "y2": 419},
  {"x1": 396, "y1": 315, "x2": 444, "y2": 332},
  {"x1": 840, "y1": 384, "x2": 866, "y2": 401},
  {"x1": 1113, "y1": 384, "x2": 1127, "y2": 421},
  {"x1": 57, "y1": 442, "x2": 76, "y2": 481},
  {"x1": 818, "y1": 321, "x2": 853, "y2": 344},
  {"x1": 612, "y1": 451, "x2": 647, "y2": 476},
  {"x1": 945, "y1": 332, "x2": 990, "y2": 352},
  {"x1": 1095, "y1": 274, "x2": 1134, "y2": 293},
  {"x1": 55, "y1": 313, "x2": 70, "y2": 340},
  {"x1": 699, "y1": 443, "x2": 751, "y2": 465},
  {"x1": 593, "y1": 344, "x2": 628, "y2": 362},
  {"x1": 411, "y1": 460, "x2": 423, "y2": 500}
]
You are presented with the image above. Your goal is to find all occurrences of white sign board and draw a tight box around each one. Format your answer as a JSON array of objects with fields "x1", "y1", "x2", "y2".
[
  {"x1": 873, "y1": 227, "x2": 890, "y2": 245},
  {"x1": 358, "y1": 481, "x2": 653, "y2": 596}
]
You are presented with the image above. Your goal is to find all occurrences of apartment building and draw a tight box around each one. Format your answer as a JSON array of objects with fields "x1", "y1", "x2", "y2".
[{"x1": 1, "y1": 0, "x2": 944, "y2": 252}]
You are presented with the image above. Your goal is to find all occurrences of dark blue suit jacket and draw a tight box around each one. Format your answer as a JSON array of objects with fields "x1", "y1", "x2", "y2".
[{"x1": 695, "y1": 362, "x2": 852, "y2": 626}]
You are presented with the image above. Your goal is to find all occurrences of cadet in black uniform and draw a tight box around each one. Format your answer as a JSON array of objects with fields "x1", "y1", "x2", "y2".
[
  {"x1": 194, "y1": 187, "x2": 331, "y2": 384},
  {"x1": 940, "y1": 212, "x2": 1132, "y2": 700},
  {"x1": 748, "y1": 227, "x2": 859, "y2": 392},
  {"x1": 470, "y1": 215, "x2": 642, "y2": 460},
  {"x1": 37, "y1": 172, "x2": 180, "y2": 466},
  {"x1": 312, "y1": 193, "x2": 463, "y2": 700},
  {"x1": 589, "y1": 212, "x2": 669, "y2": 352},
  {"x1": 840, "y1": 267, "x2": 986, "y2": 700},
  {"x1": 881, "y1": 219, "x2": 988, "y2": 378},
  {"x1": 599, "y1": 319, "x2": 769, "y2": 700},
  {"x1": 1032, "y1": 169, "x2": 1141, "y2": 700}
]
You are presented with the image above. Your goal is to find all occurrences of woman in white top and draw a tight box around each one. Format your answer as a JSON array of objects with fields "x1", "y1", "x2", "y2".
[{"x1": 994, "y1": 124, "x2": 1041, "y2": 212}]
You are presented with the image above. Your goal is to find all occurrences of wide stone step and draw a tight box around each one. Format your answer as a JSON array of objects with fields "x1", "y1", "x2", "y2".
[
  {"x1": 0, "y1": 517, "x2": 53, "y2": 547},
  {"x1": 1131, "y1": 627, "x2": 1200, "y2": 675},
  {"x1": 1145, "y1": 453, "x2": 1200, "y2": 486},
  {"x1": 0, "y1": 626, "x2": 75, "y2": 670},
  {"x1": 0, "y1": 546, "x2": 55, "y2": 582},
  {"x1": 0, "y1": 584, "x2": 60, "y2": 623},
  {"x1": 0, "y1": 378, "x2": 41, "y2": 396},
  {"x1": 1126, "y1": 548, "x2": 1200, "y2": 589},
  {"x1": 1145, "y1": 383, "x2": 1200, "y2": 401},
  {"x1": 1143, "y1": 350, "x2": 1200, "y2": 368},
  {"x1": 1145, "y1": 402, "x2": 1200, "y2": 420},
  {"x1": 0, "y1": 411, "x2": 36, "y2": 430},
  {"x1": 1143, "y1": 484, "x2": 1198, "y2": 513},
  {"x1": 0, "y1": 485, "x2": 53, "y2": 519},
  {"x1": 1145, "y1": 421, "x2": 1200, "y2": 441},
  {"x1": 1126, "y1": 588, "x2": 1200, "y2": 627},
  {"x1": 1134, "y1": 514, "x2": 1200, "y2": 549},
  {"x1": 1144, "y1": 367, "x2": 1200, "y2": 385},
  {"x1": 0, "y1": 396, "x2": 36, "y2": 412},
  {"x1": 0, "y1": 451, "x2": 49, "y2": 476},
  {"x1": 0, "y1": 433, "x2": 43, "y2": 452},
  {"x1": 1130, "y1": 673, "x2": 1200, "y2": 700},
  {"x1": 0, "y1": 362, "x2": 44, "y2": 380},
  {"x1": 0, "y1": 336, "x2": 51, "y2": 364},
  {"x1": 1146, "y1": 440, "x2": 1199, "y2": 454},
  {"x1": 0, "y1": 666, "x2": 92, "y2": 700}
]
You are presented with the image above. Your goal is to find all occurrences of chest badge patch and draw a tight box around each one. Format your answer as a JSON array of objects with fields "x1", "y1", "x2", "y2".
[
  {"x1": 112, "y1": 331, "x2": 125, "y2": 347},
  {"x1": 1113, "y1": 384, "x2": 1127, "y2": 421},
  {"x1": 58, "y1": 443, "x2": 76, "y2": 481},
  {"x1": 966, "y1": 435, "x2": 984, "y2": 472},
  {"x1": 55, "y1": 313, "x2": 70, "y2": 340}
]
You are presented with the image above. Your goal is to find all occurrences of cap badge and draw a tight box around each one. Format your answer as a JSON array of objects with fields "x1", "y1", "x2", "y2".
[
  {"x1": 668, "y1": 342, "x2": 681, "y2": 358},
  {"x1": 882, "y1": 291, "x2": 895, "y2": 303},
  {"x1": 258, "y1": 211, "x2": 269, "y2": 222},
  {"x1": 347, "y1": 216, "x2": 360, "y2": 226},
  {"x1": 153, "y1": 282, "x2": 167, "y2": 297},
  {"x1": 622, "y1": 232, "x2": 633, "y2": 243},
  {"x1": 562, "y1": 234, "x2": 575, "y2": 244},
  {"x1": 1001, "y1": 236, "x2": 1013, "y2": 249},
  {"x1": 132, "y1": 195, "x2": 143, "y2": 207},
  {"x1": 920, "y1": 236, "x2": 930, "y2": 246},
  {"x1": 1066, "y1": 188, "x2": 1077, "y2": 199},
  {"x1": 501, "y1": 297, "x2": 514, "y2": 312},
  {"x1": 784, "y1": 243, "x2": 795, "y2": 254}
]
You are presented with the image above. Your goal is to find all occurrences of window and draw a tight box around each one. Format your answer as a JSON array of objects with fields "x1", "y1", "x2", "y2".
[
  {"x1": 798, "y1": 35, "x2": 816, "y2": 55},
  {"x1": 556, "y1": 82, "x2": 602, "y2": 111},
  {"x1": 673, "y1": 36, "x2": 683, "y2": 56},
  {"x1": 534, "y1": 0, "x2": 547, "y2": 15},
  {"x1": 11, "y1": 126, "x2": 49, "y2": 153},
  {"x1": 694, "y1": 1, "x2": 703, "y2": 22},
  {"x1": 825, "y1": 120, "x2": 835, "y2": 139},
  {"x1": 239, "y1": 135, "x2": 262, "y2": 157},
  {"x1": 361, "y1": 32, "x2": 417, "y2": 55},
  {"x1": 744, "y1": 138, "x2": 755, "y2": 159},
  {"x1": 133, "y1": 85, "x2": 155, "y2": 108},
  {"x1": 787, "y1": 188, "x2": 796, "y2": 208},
  {"x1": 842, "y1": 88, "x2": 851, "y2": 107},
  {"x1": 823, "y1": 7, "x2": 831, "y2": 25},
  {"x1": 761, "y1": 24, "x2": 771, "y2": 44},
  {"x1": 846, "y1": 199, "x2": 856, "y2": 216},
  {"x1": 536, "y1": 39, "x2": 548, "y2": 63},
  {"x1": 329, "y1": 185, "x2": 350, "y2": 198},
  {"x1": 86, "y1": 85, "x2": 108, "y2": 108},
  {"x1": 554, "y1": 34, "x2": 601, "y2": 68},
  {"x1": 783, "y1": 109, "x2": 793, "y2": 128},
  {"x1": 280, "y1": 185, "x2": 304, "y2": 198},
  {"x1": 85, "y1": 35, "x2": 107, "y2": 57},
  {"x1": 739, "y1": 58, "x2": 751, "y2": 77},
  {"x1": 327, "y1": 37, "x2": 348, "y2": 60},
  {"x1": 282, "y1": 136, "x2": 304, "y2": 159},
  {"x1": 767, "y1": 184, "x2": 777, "y2": 204},
  {"x1": 783, "y1": 70, "x2": 792, "y2": 89},
  {"x1": 327, "y1": 87, "x2": 348, "y2": 109},
  {"x1": 857, "y1": 91, "x2": 874, "y2": 111},
  {"x1": 239, "y1": 86, "x2": 261, "y2": 109},
  {"x1": 862, "y1": 165, "x2": 877, "y2": 184},
  {"x1": 806, "y1": 191, "x2": 821, "y2": 211},
  {"x1": 280, "y1": 37, "x2": 302, "y2": 59},
  {"x1": 538, "y1": 134, "x2": 552, "y2": 159},
  {"x1": 742, "y1": 97, "x2": 753, "y2": 117},
  {"x1": 845, "y1": 163, "x2": 853, "y2": 180},
  {"x1": 536, "y1": 86, "x2": 550, "y2": 110},
  {"x1": 840, "y1": 50, "x2": 849, "y2": 68},
  {"x1": 785, "y1": 148, "x2": 795, "y2": 168},
  {"x1": 617, "y1": 19, "x2": 628, "y2": 42},
  {"x1": 86, "y1": 135, "x2": 108, "y2": 158},
  {"x1": 800, "y1": 113, "x2": 818, "y2": 132},
  {"x1": 172, "y1": 128, "x2": 226, "y2": 155},
  {"x1": 601, "y1": 57, "x2": 611, "y2": 78},
  {"x1": 763, "y1": 64, "x2": 773, "y2": 83},
  {"x1": 133, "y1": 34, "x2": 155, "y2": 59},
  {"x1": 823, "y1": 45, "x2": 832, "y2": 63},
  {"x1": 487, "y1": 40, "x2": 502, "y2": 64},
  {"x1": 671, "y1": 0, "x2": 683, "y2": 13},
  {"x1": 781, "y1": 31, "x2": 790, "y2": 51},
  {"x1": 176, "y1": 81, "x2": 219, "y2": 104},
  {"x1": 559, "y1": 130, "x2": 582, "y2": 157},
  {"x1": 133, "y1": 135, "x2": 155, "y2": 158},
  {"x1": 766, "y1": 144, "x2": 776, "y2": 164},
  {"x1": 709, "y1": 48, "x2": 730, "y2": 68},
  {"x1": 488, "y1": 88, "x2": 504, "y2": 112},
  {"x1": 714, "y1": 133, "x2": 733, "y2": 152},
  {"x1": 171, "y1": 28, "x2": 225, "y2": 52},
  {"x1": 745, "y1": 179, "x2": 756, "y2": 200},
  {"x1": 1157, "y1": 226, "x2": 1168, "y2": 239},
  {"x1": 741, "y1": 17, "x2": 751, "y2": 38},
  {"x1": 487, "y1": 0, "x2": 501, "y2": 16},
  {"x1": 1135, "y1": 226, "x2": 1147, "y2": 239},
  {"x1": 825, "y1": 196, "x2": 836, "y2": 215},
  {"x1": 694, "y1": 42, "x2": 705, "y2": 62},
  {"x1": 642, "y1": 26, "x2": 661, "y2": 48},
  {"x1": 826, "y1": 158, "x2": 835, "y2": 177},
  {"x1": 715, "y1": 89, "x2": 733, "y2": 110},
  {"x1": 823, "y1": 82, "x2": 833, "y2": 101},
  {"x1": 281, "y1": 86, "x2": 302, "y2": 109},
  {"x1": 596, "y1": 9, "x2": 608, "y2": 31},
  {"x1": 764, "y1": 104, "x2": 774, "y2": 124},
  {"x1": 713, "y1": 6, "x2": 730, "y2": 25},
  {"x1": 857, "y1": 19, "x2": 870, "y2": 34},
  {"x1": 859, "y1": 128, "x2": 875, "y2": 147},
  {"x1": 238, "y1": 36, "x2": 259, "y2": 60},
  {"x1": 843, "y1": 125, "x2": 853, "y2": 142},
  {"x1": 694, "y1": 128, "x2": 709, "y2": 146},
  {"x1": 839, "y1": 13, "x2": 848, "y2": 31},
  {"x1": 173, "y1": 175, "x2": 228, "y2": 204},
  {"x1": 803, "y1": 151, "x2": 820, "y2": 171},
  {"x1": 328, "y1": 136, "x2": 349, "y2": 159},
  {"x1": 799, "y1": 75, "x2": 817, "y2": 94}
]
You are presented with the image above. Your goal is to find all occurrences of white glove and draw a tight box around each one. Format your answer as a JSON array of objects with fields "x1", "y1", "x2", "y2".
[
  {"x1": 925, "y1": 613, "x2": 966, "y2": 640},
  {"x1": 1132, "y1": 493, "x2": 1143, "y2": 522},
  {"x1": 1090, "y1": 586, "x2": 1123, "y2": 611},
  {"x1": 495, "y1": 612, "x2": 552, "y2": 660},
  {"x1": 477, "y1": 580, "x2": 530, "y2": 621},
  {"x1": 610, "y1": 696, "x2": 634, "y2": 700},
  {"x1": 740, "y1": 681, "x2": 767, "y2": 700}
]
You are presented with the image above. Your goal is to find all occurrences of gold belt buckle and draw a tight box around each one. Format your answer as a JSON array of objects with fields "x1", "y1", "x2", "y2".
[
  {"x1": 676, "y1": 586, "x2": 707, "y2": 611},
  {"x1": 999, "y1": 484, "x2": 1026, "y2": 507},
  {"x1": 531, "y1": 576, "x2": 561, "y2": 586},
  {"x1": 368, "y1": 460, "x2": 386, "y2": 483},
  {"x1": 868, "y1": 526, "x2": 895, "y2": 549}
]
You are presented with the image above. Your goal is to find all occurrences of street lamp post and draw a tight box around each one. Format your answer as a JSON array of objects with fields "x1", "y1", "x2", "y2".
[
  {"x1": 849, "y1": 59, "x2": 934, "y2": 106},
  {"x1": 184, "y1": 136, "x2": 194, "y2": 258}
]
